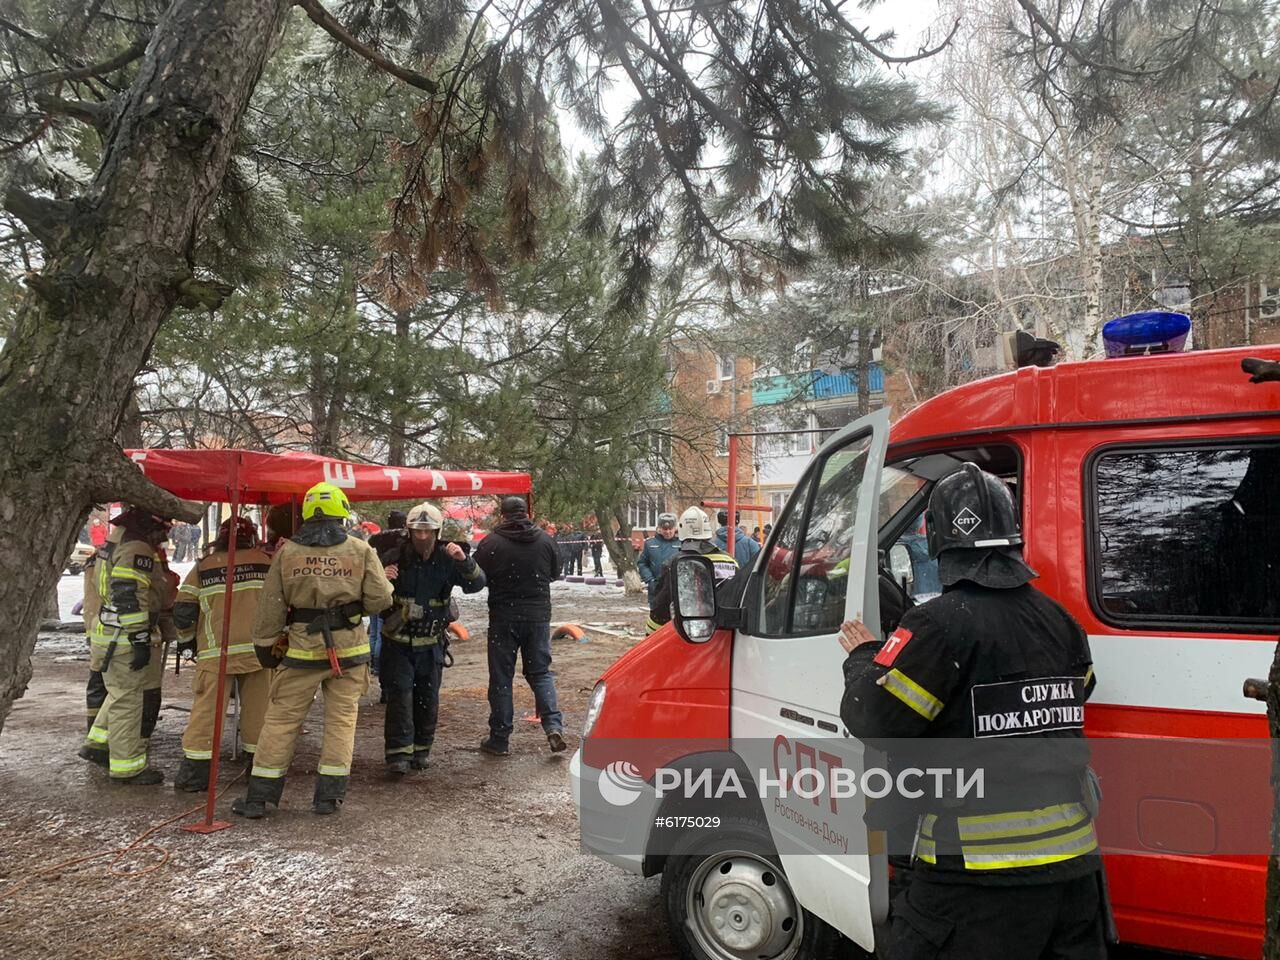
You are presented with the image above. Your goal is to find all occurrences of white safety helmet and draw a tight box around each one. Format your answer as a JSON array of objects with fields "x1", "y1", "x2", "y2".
[
  {"x1": 677, "y1": 506, "x2": 713, "y2": 541},
  {"x1": 405, "y1": 501, "x2": 443, "y2": 531}
]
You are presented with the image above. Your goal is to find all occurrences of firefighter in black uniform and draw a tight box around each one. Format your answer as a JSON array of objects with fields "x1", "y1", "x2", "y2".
[
  {"x1": 841, "y1": 463, "x2": 1105, "y2": 960},
  {"x1": 379, "y1": 501, "x2": 486, "y2": 775}
]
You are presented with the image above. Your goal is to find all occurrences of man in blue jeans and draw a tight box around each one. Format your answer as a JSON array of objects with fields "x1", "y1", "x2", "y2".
[{"x1": 473, "y1": 495, "x2": 565, "y2": 756}]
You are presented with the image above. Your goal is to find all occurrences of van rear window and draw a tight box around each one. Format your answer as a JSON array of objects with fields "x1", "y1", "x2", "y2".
[{"x1": 1089, "y1": 441, "x2": 1280, "y2": 631}]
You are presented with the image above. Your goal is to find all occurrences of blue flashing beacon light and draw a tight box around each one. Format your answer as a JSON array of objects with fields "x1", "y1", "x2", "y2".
[{"x1": 1102, "y1": 311, "x2": 1191, "y2": 358}]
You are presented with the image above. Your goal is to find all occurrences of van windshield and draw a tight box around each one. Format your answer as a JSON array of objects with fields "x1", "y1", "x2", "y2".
[{"x1": 876, "y1": 445, "x2": 1022, "y2": 604}]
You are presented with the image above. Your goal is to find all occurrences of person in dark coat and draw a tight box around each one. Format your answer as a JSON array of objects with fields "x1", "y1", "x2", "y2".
[
  {"x1": 366, "y1": 511, "x2": 408, "y2": 683},
  {"x1": 473, "y1": 496, "x2": 566, "y2": 756},
  {"x1": 588, "y1": 523, "x2": 605, "y2": 577}
]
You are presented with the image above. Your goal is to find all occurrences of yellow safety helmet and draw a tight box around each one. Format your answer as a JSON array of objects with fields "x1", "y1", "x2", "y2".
[
  {"x1": 406, "y1": 501, "x2": 443, "y2": 530},
  {"x1": 302, "y1": 481, "x2": 351, "y2": 520}
]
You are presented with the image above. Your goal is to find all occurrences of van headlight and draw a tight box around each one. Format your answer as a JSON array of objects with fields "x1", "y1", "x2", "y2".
[{"x1": 582, "y1": 682, "x2": 606, "y2": 739}]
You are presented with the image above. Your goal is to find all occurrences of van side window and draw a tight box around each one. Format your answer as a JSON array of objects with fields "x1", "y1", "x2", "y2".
[
  {"x1": 1090, "y1": 441, "x2": 1280, "y2": 630},
  {"x1": 760, "y1": 433, "x2": 874, "y2": 635}
]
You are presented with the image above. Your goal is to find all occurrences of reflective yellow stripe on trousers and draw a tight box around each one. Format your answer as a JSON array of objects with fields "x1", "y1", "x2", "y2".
[{"x1": 283, "y1": 643, "x2": 371, "y2": 661}]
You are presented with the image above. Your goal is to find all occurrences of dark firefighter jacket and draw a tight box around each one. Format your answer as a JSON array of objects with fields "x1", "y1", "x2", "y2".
[{"x1": 841, "y1": 581, "x2": 1099, "y2": 885}]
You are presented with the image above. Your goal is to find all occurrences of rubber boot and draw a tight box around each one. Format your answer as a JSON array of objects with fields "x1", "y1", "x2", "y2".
[
  {"x1": 78, "y1": 745, "x2": 109, "y2": 768},
  {"x1": 313, "y1": 774, "x2": 348, "y2": 815},
  {"x1": 386, "y1": 758, "x2": 410, "y2": 778},
  {"x1": 231, "y1": 775, "x2": 284, "y2": 819},
  {"x1": 112, "y1": 768, "x2": 164, "y2": 786},
  {"x1": 174, "y1": 758, "x2": 211, "y2": 793},
  {"x1": 411, "y1": 750, "x2": 431, "y2": 771}
]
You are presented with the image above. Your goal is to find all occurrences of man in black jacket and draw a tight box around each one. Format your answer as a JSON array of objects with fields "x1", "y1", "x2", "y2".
[{"x1": 473, "y1": 496, "x2": 566, "y2": 756}]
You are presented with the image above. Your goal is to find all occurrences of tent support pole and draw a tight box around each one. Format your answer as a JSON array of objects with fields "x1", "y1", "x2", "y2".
[{"x1": 185, "y1": 454, "x2": 241, "y2": 834}]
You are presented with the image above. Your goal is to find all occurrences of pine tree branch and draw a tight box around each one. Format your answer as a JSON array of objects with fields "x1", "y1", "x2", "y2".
[
  {"x1": 33, "y1": 93, "x2": 113, "y2": 132},
  {"x1": 296, "y1": 0, "x2": 438, "y2": 94},
  {"x1": 1, "y1": 186, "x2": 72, "y2": 247},
  {"x1": 26, "y1": 38, "x2": 149, "y2": 88},
  {"x1": 817, "y1": 0, "x2": 959, "y2": 66}
]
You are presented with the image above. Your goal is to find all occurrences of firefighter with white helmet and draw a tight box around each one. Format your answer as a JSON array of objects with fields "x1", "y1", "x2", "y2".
[
  {"x1": 646, "y1": 507, "x2": 738, "y2": 633},
  {"x1": 231, "y1": 481, "x2": 394, "y2": 818},
  {"x1": 377, "y1": 500, "x2": 486, "y2": 776}
]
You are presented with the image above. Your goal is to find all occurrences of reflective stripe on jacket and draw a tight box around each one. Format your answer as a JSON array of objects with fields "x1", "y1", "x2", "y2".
[
  {"x1": 252, "y1": 535, "x2": 394, "y2": 669},
  {"x1": 174, "y1": 548, "x2": 273, "y2": 674}
]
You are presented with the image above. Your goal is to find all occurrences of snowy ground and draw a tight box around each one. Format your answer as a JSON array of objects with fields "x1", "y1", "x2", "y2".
[
  {"x1": 2, "y1": 576, "x2": 666, "y2": 960},
  {"x1": 13, "y1": 572, "x2": 1170, "y2": 960}
]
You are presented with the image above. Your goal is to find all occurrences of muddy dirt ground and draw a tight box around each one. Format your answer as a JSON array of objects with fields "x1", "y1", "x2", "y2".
[
  {"x1": 0, "y1": 576, "x2": 1182, "y2": 960},
  {"x1": 0, "y1": 580, "x2": 671, "y2": 960}
]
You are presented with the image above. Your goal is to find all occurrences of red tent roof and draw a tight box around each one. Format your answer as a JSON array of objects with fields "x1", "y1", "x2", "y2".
[{"x1": 125, "y1": 448, "x2": 531, "y2": 504}]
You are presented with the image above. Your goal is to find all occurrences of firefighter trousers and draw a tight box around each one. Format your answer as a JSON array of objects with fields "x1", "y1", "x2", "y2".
[
  {"x1": 250, "y1": 664, "x2": 369, "y2": 781},
  {"x1": 889, "y1": 871, "x2": 1105, "y2": 960},
  {"x1": 85, "y1": 668, "x2": 107, "y2": 732},
  {"x1": 381, "y1": 639, "x2": 443, "y2": 763},
  {"x1": 181, "y1": 668, "x2": 272, "y2": 760},
  {"x1": 85, "y1": 646, "x2": 164, "y2": 778}
]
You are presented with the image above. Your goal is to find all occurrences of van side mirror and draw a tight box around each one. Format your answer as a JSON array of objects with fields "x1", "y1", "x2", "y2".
[{"x1": 672, "y1": 554, "x2": 717, "y2": 644}]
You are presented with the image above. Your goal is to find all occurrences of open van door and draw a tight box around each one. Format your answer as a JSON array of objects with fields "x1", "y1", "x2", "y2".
[{"x1": 731, "y1": 408, "x2": 890, "y2": 951}]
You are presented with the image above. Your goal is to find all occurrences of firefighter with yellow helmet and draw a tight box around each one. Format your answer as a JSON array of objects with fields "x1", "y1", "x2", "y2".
[
  {"x1": 377, "y1": 500, "x2": 486, "y2": 776},
  {"x1": 231, "y1": 481, "x2": 394, "y2": 818},
  {"x1": 171, "y1": 515, "x2": 274, "y2": 792}
]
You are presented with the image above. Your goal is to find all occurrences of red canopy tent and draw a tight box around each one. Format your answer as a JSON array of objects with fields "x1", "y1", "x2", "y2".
[
  {"x1": 123, "y1": 449, "x2": 531, "y2": 832},
  {"x1": 125, "y1": 448, "x2": 531, "y2": 503}
]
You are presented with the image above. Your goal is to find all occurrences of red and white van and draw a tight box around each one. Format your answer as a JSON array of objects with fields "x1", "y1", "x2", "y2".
[{"x1": 572, "y1": 341, "x2": 1280, "y2": 960}]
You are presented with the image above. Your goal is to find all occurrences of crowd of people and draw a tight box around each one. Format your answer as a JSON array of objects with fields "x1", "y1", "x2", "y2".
[
  {"x1": 75, "y1": 486, "x2": 567, "y2": 815},
  {"x1": 73, "y1": 491, "x2": 763, "y2": 808}
]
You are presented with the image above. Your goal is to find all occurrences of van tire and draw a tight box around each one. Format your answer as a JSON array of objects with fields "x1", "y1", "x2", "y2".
[{"x1": 661, "y1": 816, "x2": 843, "y2": 960}]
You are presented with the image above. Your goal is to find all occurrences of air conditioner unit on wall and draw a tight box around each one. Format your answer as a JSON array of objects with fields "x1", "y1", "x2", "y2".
[
  {"x1": 1257, "y1": 282, "x2": 1280, "y2": 321},
  {"x1": 706, "y1": 379, "x2": 722, "y2": 394}
]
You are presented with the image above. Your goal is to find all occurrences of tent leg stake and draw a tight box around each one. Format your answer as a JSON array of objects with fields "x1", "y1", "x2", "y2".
[{"x1": 183, "y1": 820, "x2": 232, "y2": 834}]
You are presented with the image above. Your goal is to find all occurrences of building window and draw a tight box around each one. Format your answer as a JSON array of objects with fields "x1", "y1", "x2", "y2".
[
  {"x1": 1089, "y1": 441, "x2": 1280, "y2": 630},
  {"x1": 717, "y1": 354, "x2": 735, "y2": 381},
  {"x1": 788, "y1": 428, "x2": 814, "y2": 457},
  {"x1": 652, "y1": 429, "x2": 671, "y2": 461},
  {"x1": 628, "y1": 494, "x2": 663, "y2": 530},
  {"x1": 716, "y1": 427, "x2": 729, "y2": 457},
  {"x1": 769, "y1": 491, "x2": 789, "y2": 517}
]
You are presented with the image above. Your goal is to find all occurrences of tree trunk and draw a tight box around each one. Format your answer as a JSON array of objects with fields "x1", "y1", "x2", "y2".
[
  {"x1": 600, "y1": 501, "x2": 645, "y2": 595},
  {"x1": 0, "y1": 0, "x2": 290, "y2": 735},
  {"x1": 118, "y1": 387, "x2": 144, "y2": 448},
  {"x1": 44, "y1": 586, "x2": 60, "y2": 624}
]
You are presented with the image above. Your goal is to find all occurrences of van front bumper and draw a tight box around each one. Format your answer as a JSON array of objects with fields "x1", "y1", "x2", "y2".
[{"x1": 570, "y1": 747, "x2": 660, "y2": 876}]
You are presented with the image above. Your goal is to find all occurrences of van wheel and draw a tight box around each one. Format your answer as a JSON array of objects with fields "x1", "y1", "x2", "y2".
[{"x1": 662, "y1": 817, "x2": 841, "y2": 960}]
